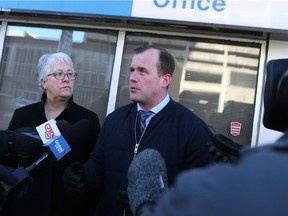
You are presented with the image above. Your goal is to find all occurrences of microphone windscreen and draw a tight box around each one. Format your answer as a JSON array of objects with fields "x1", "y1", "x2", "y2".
[
  {"x1": 56, "y1": 120, "x2": 70, "y2": 133},
  {"x1": 127, "y1": 149, "x2": 168, "y2": 215},
  {"x1": 5, "y1": 128, "x2": 43, "y2": 157},
  {"x1": 61, "y1": 119, "x2": 90, "y2": 149}
]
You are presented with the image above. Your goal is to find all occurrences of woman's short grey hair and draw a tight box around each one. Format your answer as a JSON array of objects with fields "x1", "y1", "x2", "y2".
[{"x1": 37, "y1": 52, "x2": 74, "y2": 90}]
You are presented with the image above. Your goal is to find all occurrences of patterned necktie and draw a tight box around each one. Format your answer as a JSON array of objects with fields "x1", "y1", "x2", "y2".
[{"x1": 139, "y1": 110, "x2": 153, "y2": 134}]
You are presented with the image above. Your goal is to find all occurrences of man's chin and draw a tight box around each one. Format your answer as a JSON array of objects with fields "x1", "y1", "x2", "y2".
[{"x1": 130, "y1": 96, "x2": 139, "y2": 102}]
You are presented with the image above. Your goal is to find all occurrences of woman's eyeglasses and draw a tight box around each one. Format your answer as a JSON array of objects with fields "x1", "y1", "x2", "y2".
[{"x1": 47, "y1": 71, "x2": 77, "y2": 80}]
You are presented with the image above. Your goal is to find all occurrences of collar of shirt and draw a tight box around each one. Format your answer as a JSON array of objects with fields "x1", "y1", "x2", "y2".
[{"x1": 137, "y1": 93, "x2": 170, "y2": 116}]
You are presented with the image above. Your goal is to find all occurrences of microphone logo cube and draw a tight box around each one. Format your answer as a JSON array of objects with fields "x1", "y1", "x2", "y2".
[
  {"x1": 36, "y1": 119, "x2": 61, "y2": 144},
  {"x1": 48, "y1": 135, "x2": 71, "y2": 160},
  {"x1": 44, "y1": 123, "x2": 55, "y2": 139}
]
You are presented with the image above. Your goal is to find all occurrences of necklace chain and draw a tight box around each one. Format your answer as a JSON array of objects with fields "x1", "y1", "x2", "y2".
[{"x1": 133, "y1": 112, "x2": 149, "y2": 157}]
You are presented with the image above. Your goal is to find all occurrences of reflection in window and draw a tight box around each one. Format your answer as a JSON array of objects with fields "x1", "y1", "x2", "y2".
[
  {"x1": 0, "y1": 25, "x2": 117, "y2": 128},
  {"x1": 116, "y1": 33, "x2": 261, "y2": 145}
]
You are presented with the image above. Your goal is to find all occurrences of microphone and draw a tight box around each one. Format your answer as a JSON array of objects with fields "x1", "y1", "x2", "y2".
[
  {"x1": 206, "y1": 125, "x2": 243, "y2": 163},
  {"x1": 0, "y1": 120, "x2": 70, "y2": 158},
  {"x1": 19, "y1": 120, "x2": 70, "y2": 140},
  {"x1": 0, "y1": 119, "x2": 89, "y2": 192},
  {"x1": 127, "y1": 149, "x2": 168, "y2": 216},
  {"x1": 29, "y1": 119, "x2": 89, "y2": 170},
  {"x1": 56, "y1": 120, "x2": 71, "y2": 134}
]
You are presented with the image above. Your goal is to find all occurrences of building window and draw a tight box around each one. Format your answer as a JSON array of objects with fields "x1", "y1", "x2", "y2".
[
  {"x1": 116, "y1": 33, "x2": 261, "y2": 145},
  {"x1": 0, "y1": 25, "x2": 117, "y2": 127}
]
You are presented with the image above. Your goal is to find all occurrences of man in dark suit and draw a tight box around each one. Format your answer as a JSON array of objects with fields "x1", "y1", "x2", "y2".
[{"x1": 63, "y1": 45, "x2": 215, "y2": 216}]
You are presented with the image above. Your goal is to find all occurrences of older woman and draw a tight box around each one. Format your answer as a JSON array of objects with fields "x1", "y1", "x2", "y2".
[{"x1": 7, "y1": 52, "x2": 101, "y2": 216}]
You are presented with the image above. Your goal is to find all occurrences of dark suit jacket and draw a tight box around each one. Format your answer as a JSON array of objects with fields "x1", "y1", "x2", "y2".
[{"x1": 84, "y1": 99, "x2": 215, "y2": 216}]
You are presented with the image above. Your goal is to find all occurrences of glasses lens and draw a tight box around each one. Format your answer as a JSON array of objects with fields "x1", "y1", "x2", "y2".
[
  {"x1": 54, "y1": 72, "x2": 64, "y2": 80},
  {"x1": 49, "y1": 71, "x2": 77, "y2": 80},
  {"x1": 68, "y1": 73, "x2": 77, "y2": 80}
]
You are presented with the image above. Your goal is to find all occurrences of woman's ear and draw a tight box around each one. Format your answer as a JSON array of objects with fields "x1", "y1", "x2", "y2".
[{"x1": 41, "y1": 79, "x2": 47, "y2": 90}]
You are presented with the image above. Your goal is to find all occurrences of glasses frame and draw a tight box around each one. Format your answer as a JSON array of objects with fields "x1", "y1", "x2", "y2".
[{"x1": 47, "y1": 71, "x2": 78, "y2": 80}]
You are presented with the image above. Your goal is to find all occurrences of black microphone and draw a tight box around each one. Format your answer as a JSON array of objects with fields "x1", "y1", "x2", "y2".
[
  {"x1": 127, "y1": 149, "x2": 168, "y2": 216},
  {"x1": 26, "y1": 119, "x2": 89, "y2": 172},
  {"x1": 19, "y1": 119, "x2": 70, "y2": 139},
  {"x1": 0, "y1": 119, "x2": 89, "y2": 192},
  {"x1": 0, "y1": 120, "x2": 70, "y2": 158},
  {"x1": 0, "y1": 165, "x2": 18, "y2": 186},
  {"x1": 206, "y1": 125, "x2": 243, "y2": 163}
]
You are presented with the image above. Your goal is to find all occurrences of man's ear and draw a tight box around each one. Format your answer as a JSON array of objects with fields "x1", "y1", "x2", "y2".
[{"x1": 161, "y1": 73, "x2": 172, "y2": 88}]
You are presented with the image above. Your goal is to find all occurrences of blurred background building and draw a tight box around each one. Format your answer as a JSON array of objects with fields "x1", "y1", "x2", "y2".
[{"x1": 0, "y1": 0, "x2": 287, "y2": 146}]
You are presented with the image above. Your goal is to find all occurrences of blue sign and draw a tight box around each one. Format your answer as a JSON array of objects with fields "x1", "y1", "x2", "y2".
[
  {"x1": 0, "y1": 0, "x2": 133, "y2": 17},
  {"x1": 47, "y1": 135, "x2": 71, "y2": 160},
  {"x1": 1, "y1": 0, "x2": 287, "y2": 31}
]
